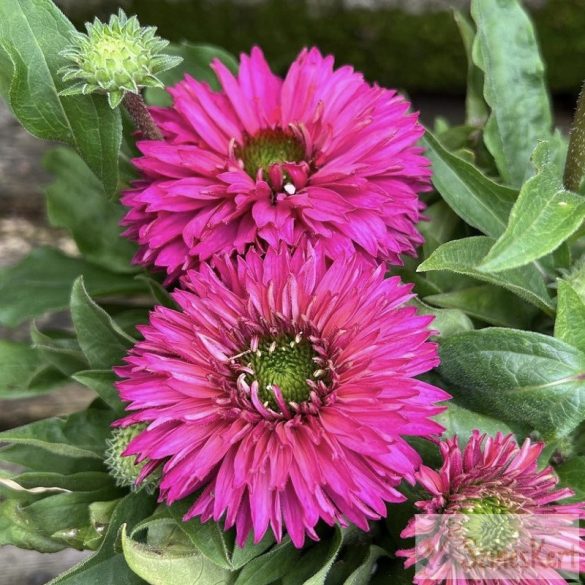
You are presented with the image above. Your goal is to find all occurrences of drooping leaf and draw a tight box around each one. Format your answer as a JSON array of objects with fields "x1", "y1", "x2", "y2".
[
  {"x1": 479, "y1": 142, "x2": 585, "y2": 272},
  {"x1": 0, "y1": 0, "x2": 122, "y2": 195},
  {"x1": 555, "y1": 280, "x2": 585, "y2": 354},
  {"x1": 0, "y1": 408, "x2": 115, "y2": 460},
  {"x1": 439, "y1": 328, "x2": 585, "y2": 439},
  {"x1": 44, "y1": 147, "x2": 137, "y2": 273},
  {"x1": 422, "y1": 132, "x2": 517, "y2": 238},
  {"x1": 121, "y1": 526, "x2": 231, "y2": 585},
  {"x1": 417, "y1": 237, "x2": 554, "y2": 314},
  {"x1": 0, "y1": 340, "x2": 67, "y2": 399},
  {"x1": 0, "y1": 247, "x2": 146, "y2": 327},
  {"x1": 70, "y1": 277, "x2": 135, "y2": 370},
  {"x1": 144, "y1": 42, "x2": 238, "y2": 107},
  {"x1": 471, "y1": 0, "x2": 552, "y2": 186},
  {"x1": 425, "y1": 285, "x2": 538, "y2": 328}
]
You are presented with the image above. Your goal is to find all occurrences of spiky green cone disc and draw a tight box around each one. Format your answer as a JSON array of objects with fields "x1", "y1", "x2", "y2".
[
  {"x1": 58, "y1": 9, "x2": 182, "y2": 108},
  {"x1": 105, "y1": 424, "x2": 159, "y2": 493}
]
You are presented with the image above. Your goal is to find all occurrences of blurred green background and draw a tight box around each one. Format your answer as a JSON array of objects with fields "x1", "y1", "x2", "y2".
[{"x1": 60, "y1": 0, "x2": 585, "y2": 97}]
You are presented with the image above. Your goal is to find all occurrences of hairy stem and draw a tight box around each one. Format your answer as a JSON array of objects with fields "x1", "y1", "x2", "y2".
[
  {"x1": 564, "y1": 81, "x2": 585, "y2": 192},
  {"x1": 122, "y1": 91, "x2": 162, "y2": 141}
]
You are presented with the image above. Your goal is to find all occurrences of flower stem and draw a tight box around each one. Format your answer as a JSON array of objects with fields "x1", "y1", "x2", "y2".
[
  {"x1": 564, "y1": 81, "x2": 585, "y2": 192},
  {"x1": 122, "y1": 91, "x2": 163, "y2": 141}
]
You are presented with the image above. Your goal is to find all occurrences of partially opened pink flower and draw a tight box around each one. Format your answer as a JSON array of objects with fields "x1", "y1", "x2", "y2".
[
  {"x1": 398, "y1": 431, "x2": 585, "y2": 584},
  {"x1": 122, "y1": 47, "x2": 430, "y2": 279},
  {"x1": 114, "y1": 245, "x2": 447, "y2": 547}
]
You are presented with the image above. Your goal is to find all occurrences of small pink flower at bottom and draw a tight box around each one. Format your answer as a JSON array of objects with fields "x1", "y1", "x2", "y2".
[
  {"x1": 397, "y1": 431, "x2": 585, "y2": 584},
  {"x1": 121, "y1": 46, "x2": 430, "y2": 280},
  {"x1": 114, "y1": 244, "x2": 447, "y2": 548}
]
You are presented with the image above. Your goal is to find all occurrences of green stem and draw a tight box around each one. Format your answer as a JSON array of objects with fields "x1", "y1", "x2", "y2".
[
  {"x1": 564, "y1": 81, "x2": 585, "y2": 192},
  {"x1": 122, "y1": 91, "x2": 162, "y2": 141}
]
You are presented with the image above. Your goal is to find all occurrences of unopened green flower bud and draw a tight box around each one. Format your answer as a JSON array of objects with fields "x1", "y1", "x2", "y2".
[
  {"x1": 58, "y1": 9, "x2": 182, "y2": 108},
  {"x1": 104, "y1": 424, "x2": 159, "y2": 493}
]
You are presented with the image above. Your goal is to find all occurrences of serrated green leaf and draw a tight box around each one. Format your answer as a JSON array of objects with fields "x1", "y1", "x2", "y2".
[
  {"x1": 422, "y1": 132, "x2": 517, "y2": 238},
  {"x1": 417, "y1": 237, "x2": 554, "y2": 314},
  {"x1": 166, "y1": 499, "x2": 232, "y2": 570},
  {"x1": 70, "y1": 277, "x2": 134, "y2": 369},
  {"x1": 144, "y1": 42, "x2": 238, "y2": 107},
  {"x1": 0, "y1": 408, "x2": 115, "y2": 460},
  {"x1": 555, "y1": 280, "x2": 585, "y2": 354},
  {"x1": 453, "y1": 11, "x2": 487, "y2": 128},
  {"x1": 121, "y1": 526, "x2": 231, "y2": 585},
  {"x1": 425, "y1": 285, "x2": 538, "y2": 328},
  {"x1": 44, "y1": 147, "x2": 137, "y2": 273},
  {"x1": 231, "y1": 531, "x2": 275, "y2": 570},
  {"x1": 0, "y1": 247, "x2": 147, "y2": 327},
  {"x1": 235, "y1": 537, "x2": 300, "y2": 585},
  {"x1": 479, "y1": 142, "x2": 585, "y2": 272},
  {"x1": 47, "y1": 492, "x2": 155, "y2": 585},
  {"x1": 343, "y1": 545, "x2": 387, "y2": 585},
  {"x1": 73, "y1": 370, "x2": 123, "y2": 412},
  {"x1": 0, "y1": 340, "x2": 67, "y2": 398},
  {"x1": 471, "y1": 0, "x2": 552, "y2": 186},
  {"x1": 0, "y1": 0, "x2": 122, "y2": 195},
  {"x1": 439, "y1": 328, "x2": 585, "y2": 439}
]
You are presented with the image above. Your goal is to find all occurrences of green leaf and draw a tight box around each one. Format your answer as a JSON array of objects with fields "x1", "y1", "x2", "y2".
[
  {"x1": 479, "y1": 142, "x2": 585, "y2": 272},
  {"x1": 0, "y1": 0, "x2": 122, "y2": 195},
  {"x1": 0, "y1": 408, "x2": 115, "y2": 460},
  {"x1": 73, "y1": 370, "x2": 123, "y2": 412},
  {"x1": 303, "y1": 527, "x2": 344, "y2": 585},
  {"x1": 343, "y1": 545, "x2": 387, "y2": 585},
  {"x1": 555, "y1": 280, "x2": 585, "y2": 354},
  {"x1": 47, "y1": 492, "x2": 155, "y2": 585},
  {"x1": 70, "y1": 277, "x2": 134, "y2": 369},
  {"x1": 555, "y1": 457, "x2": 585, "y2": 502},
  {"x1": 0, "y1": 444, "x2": 101, "y2": 475},
  {"x1": 0, "y1": 247, "x2": 146, "y2": 327},
  {"x1": 235, "y1": 538, "x2": 300, "y2": 585},
  {"x1": 231, "y1": 531, "x2": 275, "y2": 570},
  {"x1": 439, "y1": 328, "x2": 585, "y2": 439},
  {"x1": 425, "y1": 285, "x2": 538, "y2": 328},
  {"x1": 136, "y1": 275, "x2": 177, "y2": 310},
  {"x1": 471, "y1": 0, "x2": 552, "y2": 186},
  {"x1": 31, "y1": 324, "x2": 89, "y2": 376},
  {"x1": 412, "y1": 299, "x2": 474, "y2": 337},
  {"x1": 435, "y1": 401, "x2": 517, "y2": 440},
  {"x1": 166, "y1": 500, "x2": 232, "y2": 570},
  {"x1": 422, "y1": 132, "x2": 517, "y2": 238},
  {"x1": 44, "y1": 147, "x2": 137, "y2": 273},
  {"x1": 121, "y1": 526, "x2": 231, "y2": 585},
  {"x1": 453, "y1": 11, "x2": 488, "y2": 128},
  {"x1": 144, "y1": 42, "x2": 238, "y2": 107},
  {"x1": 417, "y1": 237, "x2": 554, "y2": 314},
  {"x1": 0, "y1": 340, "x2": 66, "y2": 398}
]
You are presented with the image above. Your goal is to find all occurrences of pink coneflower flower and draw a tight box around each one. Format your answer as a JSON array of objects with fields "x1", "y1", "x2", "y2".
[
  {"x1": 121, "y1": 47, "x2": 430, "y2": 279},
  {"x1": 398, "y1": 431, "x2": 585, "y2": 584},
  {"x1": 114, "y1": 245, "x2": 447, "y2": 547}
]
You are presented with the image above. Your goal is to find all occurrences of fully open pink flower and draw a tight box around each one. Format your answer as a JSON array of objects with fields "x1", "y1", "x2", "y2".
[
  {"x1": 122, "y1": 47, "x2": 430, "y2": 279},
  {"x1": 398, "y1": 431, "x2": 585, "y2": 584},
  {"x1": 115, "y1": 245, "x2": 446, "y2": 547}
]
